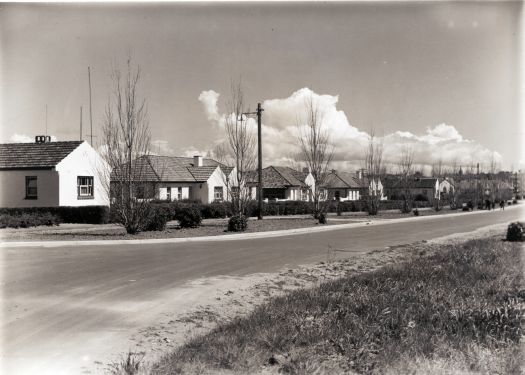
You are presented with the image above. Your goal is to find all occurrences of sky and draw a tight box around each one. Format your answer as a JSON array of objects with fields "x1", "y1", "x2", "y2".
[{"x1": 1, "y1": 1, "x2": 523, "y2": 172}]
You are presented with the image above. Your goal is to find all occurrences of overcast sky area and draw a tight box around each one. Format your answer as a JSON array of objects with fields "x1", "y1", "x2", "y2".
[{"x1": 0, "y1": 2, "x2": 522, "y2": 172}]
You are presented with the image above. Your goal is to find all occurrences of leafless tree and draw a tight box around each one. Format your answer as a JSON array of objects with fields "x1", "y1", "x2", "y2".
[
  {"x1": 363, "y1": 129, "x2": 384, "y2": 215},
  {"x1": 397, "y1": 146, "x2": 414, "y2": 213},
  {"x1": 431, "y1": 158, "x2": 444, "y2": 178},
  {"x1": 297, "y1": 95, "x2": 334, "y2": 218},
  {"x1": 216, "y1": 80, "x2": 257, "y2": 216},
  {"x1": 100, "y1": 57, "x2": 153, "y2": 234}
]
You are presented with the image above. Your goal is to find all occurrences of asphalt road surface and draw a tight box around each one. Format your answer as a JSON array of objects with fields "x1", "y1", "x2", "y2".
[{"x1": 1, "y1": 207, "x2": 523, "y2": 374}]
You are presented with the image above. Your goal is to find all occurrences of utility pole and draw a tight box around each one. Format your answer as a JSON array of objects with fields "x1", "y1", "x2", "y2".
[
  {"x1": 241, "y1": 103, "x2": 264, "y2": 220},
  {"x1": 88, "y1": 66, "x2": 93, "y2": 145},
  {"x1": 80, "y1": 106, "x2": 83, "y2": 141},
  {"x1": 256, "y1": 103, "x2": 263, "y2": 220}
]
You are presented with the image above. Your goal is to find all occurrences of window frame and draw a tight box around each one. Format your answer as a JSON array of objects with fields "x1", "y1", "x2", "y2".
[
  {"x1": 25, "y1": 176, "x2": 38, "y2": 199},
  {"x1": 214, "y1": 186, "x2": 224, "y2": 202},
  {"x1": 77, "y1": 176, "x2": 94, "y2": 199}
]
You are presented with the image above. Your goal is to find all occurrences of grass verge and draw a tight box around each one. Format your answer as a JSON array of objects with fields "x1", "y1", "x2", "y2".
[{"x1": 151, "y1": 236, "x2": 524, "y2": 374}]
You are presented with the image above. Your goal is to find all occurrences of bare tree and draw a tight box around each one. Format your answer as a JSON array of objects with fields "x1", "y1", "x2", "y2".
[
  {"x1": 216, "y1": 80, "x2": 257, "y2": 216},
  {"x1": 297, "y1": 95, "x2": 334, "y2": 218},
  {"x1": 431, "y1": 158, "x2": 444, "y2": 178},
  {"x1": 397, "y1": 146, "x2": 414, "y2": 213},
  {"x1": 363, "y1": 129, "x2": 384, "y2": 215},
  {"x1": 100, "y1": 57, "x2": 153, "y2": 234}
]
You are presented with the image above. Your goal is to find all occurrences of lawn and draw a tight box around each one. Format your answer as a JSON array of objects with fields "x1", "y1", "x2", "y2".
[{"x1": 151, "y1": 236, "x2": 524, "y2": 374}]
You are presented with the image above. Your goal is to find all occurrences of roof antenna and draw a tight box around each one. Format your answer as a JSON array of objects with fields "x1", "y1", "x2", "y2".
[
  {"x1": 80, "y1": 106, "x2": 83, "y2": 141},
  {"x1": 45, "y1": 104, "x2": 48, "y2": 136},
  {"x1": 88, "y1": 66, "x2": 93, "y2": 145}
]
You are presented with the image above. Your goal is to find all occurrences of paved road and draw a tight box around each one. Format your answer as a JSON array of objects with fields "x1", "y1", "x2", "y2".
[{"x1": 1, "y1": 207, "x2": 523, "y2": 374}]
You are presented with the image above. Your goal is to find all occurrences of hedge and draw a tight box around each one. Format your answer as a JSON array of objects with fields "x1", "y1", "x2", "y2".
[{"x1": 0, "y1": 206, "x2": 110, "y2": 224}]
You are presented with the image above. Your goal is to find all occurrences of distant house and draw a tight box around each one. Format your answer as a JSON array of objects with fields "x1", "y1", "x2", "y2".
[
  {"x1": 322, "y1": 170, "x2": 366, "y2": 201},
  {"x1": 247, "y1": 166, "x2": 315, "y2": 201},
  {"x1": 382, "y1": 176, "x2": 449, "y2": 203},
  {"x1": 322, "y1": 170, "x2": 386, "y2": 201},
  {"x1": 0, "y1": 137, "x2": 109, "y2": 208},
  {"x1": 112, "y1": 155, "x2": 235, "y2": 204}
]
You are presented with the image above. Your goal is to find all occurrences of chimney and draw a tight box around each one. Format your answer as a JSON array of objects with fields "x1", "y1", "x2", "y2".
[
  {"x1": 193, "y1": 155, "x2": 203, "y2": 167},
  {"x1": 303, "y1": 167, "x2": 310, "y2": 174},
  {"x1": 356, "y1": 169, "x2": 362, "y2": 179},
  {"x1": 35, "y1": 135, "x2": 51, "y2": 143}
]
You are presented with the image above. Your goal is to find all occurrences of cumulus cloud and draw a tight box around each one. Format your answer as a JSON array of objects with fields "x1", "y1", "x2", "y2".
[
  {"x1": 198, "y1": 90, "x2": 222, "y2": 123},
  {"x1": 199, "y1": 87, "x2": 502, "y2": 172}
]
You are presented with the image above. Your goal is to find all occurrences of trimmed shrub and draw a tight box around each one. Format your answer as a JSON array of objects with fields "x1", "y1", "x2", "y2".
[
  {"x1": 318, "y1": 212, "x2": 327, "y2": 224},
  {"x1": 0, "y1": 212, "x2": 61, "y2": 229},
  {"x1": 413, "y1": 208, "x2": 419, "y2": 216},
  {"x1": 228, "y1": 215, "x2": 248, "y2": 232},
  {"x1": 202, "y1": 202, "x2": 232, "y2": 219},
  {"x1": 143, "y1": 206, "x2": 170, "y2": 232},
  {"x1": 175, "y1": 207, "x2": 202, "y2": 228},
  {"x1": 0, "y1": 206, "x2": 109, "y2": 224},
  {"x1": 506, "y1": 222, "x2": 523, "y2": 242}
]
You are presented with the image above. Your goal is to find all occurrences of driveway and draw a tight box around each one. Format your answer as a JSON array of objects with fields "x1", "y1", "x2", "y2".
[{"x1": 1, "y1": 206, "x2": 523, "y2": 374}]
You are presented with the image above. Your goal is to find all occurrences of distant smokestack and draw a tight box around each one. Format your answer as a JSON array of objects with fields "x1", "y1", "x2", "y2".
[{"x1": 194, "y1": 155, "x2": 203, "y2": 167}]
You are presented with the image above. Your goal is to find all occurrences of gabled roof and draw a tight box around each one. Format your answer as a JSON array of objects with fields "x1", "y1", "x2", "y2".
[
  {"x1": 114, "y1": 155, "x2": 223, "y2": 183},
  {"x1": 0, "y1": 141, "x2": 84, "y2": 170},
  {"x1": 413, "y1": 178, "x2": 438, "y2": 189},
  {"x1": 322, "y1": 171, "x2": 366, "y2": 189},
  {"x1": 247, "y1": 166, "x2": 309, "y2": 188}
]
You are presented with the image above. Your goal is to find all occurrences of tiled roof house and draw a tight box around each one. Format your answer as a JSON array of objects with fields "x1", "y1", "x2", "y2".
[
  {"x1": 247, "y1": 166, "x2": 315, "y2": 201},
  {"x1": 0, "y1": 137, "x2": 109, "y2": 207},
  {"x1": 112, "y1": 155, "x2": 236, "y2": 203}
]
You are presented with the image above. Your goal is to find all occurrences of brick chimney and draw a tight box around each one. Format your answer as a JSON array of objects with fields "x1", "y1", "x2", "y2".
[
  {"x1": 35, "y1": 135, "x2": 51, "y2": 143},
  {"x1": 193, "y1": 155, "x2": 203, "y2": 167}
]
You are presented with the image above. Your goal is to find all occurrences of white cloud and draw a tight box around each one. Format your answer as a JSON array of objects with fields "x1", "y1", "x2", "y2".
[
  {"x1": 198, "y1": 90, "x2": 222, "y2": 123},
  {"x1": 199, "y1": 87, "x2": 504, "y2": 173}
]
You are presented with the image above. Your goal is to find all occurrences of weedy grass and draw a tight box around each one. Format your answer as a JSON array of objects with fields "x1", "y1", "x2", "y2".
[{"x1": 151, "y1": 237, "x2": 524, "y2": 374}]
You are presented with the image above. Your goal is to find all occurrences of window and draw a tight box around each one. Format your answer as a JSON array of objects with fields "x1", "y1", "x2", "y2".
[
  {"x1": 301, "y1": 188, "x2": 309, "y2": 201},
  {"x1": 214, "y1": 186, "x2": 224, "y2": 201},
  {"x1": 77, "y1": 176, "x2": 94, "y2": 199},
  {"x1": 231, "y1": 186, "x2": 240, "y2": 199},
  {"x1": 25, "y1": 176, "x2": 38, "y2": 199},
  {"x1": 177, "y1": 187, "x2": 183, "y2": 200},
  {"x1": 166, "y1": 187, "x2": 171, "y2": 201}
]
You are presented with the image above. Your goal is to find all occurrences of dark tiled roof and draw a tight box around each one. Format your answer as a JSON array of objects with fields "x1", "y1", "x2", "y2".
[
  {"x1": 247, "y1": 166, "x2": 308, "y2": 188},
  {"x1": 113, "y1": 155, "x2": 222, "y2": 183},
  {"x1": 322, "y1": 171, "x2": 366, "y2": 189},
  {"x1": 0, "y1": 141, "x2": 83, "y2": 169},
  {"x1": 413, "y1": 178, "x2": 438, "y2": 189}
]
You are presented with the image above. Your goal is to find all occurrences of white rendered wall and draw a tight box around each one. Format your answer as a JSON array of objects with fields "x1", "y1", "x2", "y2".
[{"x1": 55, "y1": 142, "x2": 110, "y2": 206}]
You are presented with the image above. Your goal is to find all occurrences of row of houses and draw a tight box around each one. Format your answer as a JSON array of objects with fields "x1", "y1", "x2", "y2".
[{"x1": 0, "y1": 138, "x2": 514, "y2": 208}]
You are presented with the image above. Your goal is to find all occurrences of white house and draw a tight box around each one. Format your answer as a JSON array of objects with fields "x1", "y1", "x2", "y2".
[
  {"x1": 117, "y1": 155, "x2": 235, "y2": 204},
  {"x1": 247, "y1": 166, "x2": 316, "y2": 202},
  {"x1": 322, "y1": 170, "x2": 386, "y2": 201},
  {"x1": 0, "y1": 137, "x2": 109, "y2": 208}
]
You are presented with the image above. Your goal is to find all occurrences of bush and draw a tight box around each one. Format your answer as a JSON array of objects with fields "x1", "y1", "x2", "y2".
[
  {"x1": 228, "y1": 215, "x2": 248, "y2": 232},
  {"x1": 202, "y1": 202, "x2": 232, "y2": 219},
  {"x1": 506, "y1": 222, "x2": 523, "y2": 242},
  {"x1": 143, "y1": 206, "x2": 170, "y2": 232},
  {"x1": 0, "y1": 206, "x2": 109, "y2": 224},
  {"x1": 175, "y1": 207, "x2": 202, "y2": 228},
  {"x1": 0, "y1": 212, "x2": 61, "y2": 229},
  {"x1": 413, "y1": 208, "x2": 419, "y2": 216},
  {"x1": 318, "y1": 212, "x2": 327, "y2": 224}
]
